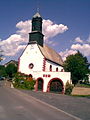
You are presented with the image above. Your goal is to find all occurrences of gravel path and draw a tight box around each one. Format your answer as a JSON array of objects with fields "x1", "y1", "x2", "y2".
[{"x1": 19, "y1": 89, "x2": 90, "y2": 120}]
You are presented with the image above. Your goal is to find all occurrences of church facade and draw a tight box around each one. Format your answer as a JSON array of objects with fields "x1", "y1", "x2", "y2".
[{"x1": 18, "y1": 12, "x2": 71, "y2": 93}]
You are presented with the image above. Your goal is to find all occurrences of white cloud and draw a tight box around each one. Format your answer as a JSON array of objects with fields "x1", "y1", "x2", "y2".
[
  {"x1": 0, "y1": 19, "x2": 68, "y2": 63},
  {"x1": 16, "y1": 19, "x2": 68, "y2": 41},
  {"x1": 43, "y1": 19, "x2": 68, "y2": 41},
  {"x1": 47, "y1": 40, "x2": 58, "y2": 46},
  {"x1": 0, "y1": 34, "x2": 25, "y2": 56},
  {"x1": 59, "y1": 49, "x2": 77, "y2": 61},
  {"x1": 60, "y1": 35, "x2": 90, "y2": 61},
  {"x1": 71, "y1": 44, "x2": 90, "y2": 56},
  {"x1": 16, "y1": 20, "x2": 32, "y2": 36},
  {"x1": 60, "y1": 43, "x2": 90, "y2": 61},
  {"x1": 74, "y1": 37, "x2": 83, "y2": 43},
  {"x1": 87, "y1": 35, "x2": 90, "y2": 43}
]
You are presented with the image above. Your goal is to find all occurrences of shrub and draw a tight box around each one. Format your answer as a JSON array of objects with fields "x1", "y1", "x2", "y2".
[
  {"x1": 65, "y1": 81, "x2": 74, "y2": 95},
  {"x1": 13, "y1": 72, "x2": 36, "y2": 90},
  {"x1": 24, "y1": 80, "x2": 36, "y2": 90}
]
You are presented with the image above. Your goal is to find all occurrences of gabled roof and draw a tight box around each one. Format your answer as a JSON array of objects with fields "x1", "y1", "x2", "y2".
[
  {"x1": 4, "y1": 60, "x2": 18, "y2": 67},
  {"x1": 38, "y1": 45, "x2": 63, "y2": 66}
]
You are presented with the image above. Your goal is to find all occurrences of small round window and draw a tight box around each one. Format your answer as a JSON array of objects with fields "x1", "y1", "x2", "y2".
[{"x1": 29, "y1": 63, "x2": 34, "y2": 69}]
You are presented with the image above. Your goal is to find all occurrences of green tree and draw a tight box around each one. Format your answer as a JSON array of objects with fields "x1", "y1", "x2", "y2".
[
  {"x1": 0, "y1": 65, "x2": 6, "y2": 77},
  {"x1": 5, "y1": 63, "x2": 17, "y2": 78},
  {"x1": 64, "y1": 51, "x2": 90, "y2": 85}
]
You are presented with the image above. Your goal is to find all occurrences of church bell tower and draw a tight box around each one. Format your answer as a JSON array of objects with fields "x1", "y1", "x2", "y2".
[{"x1": 29, "y1": 12, "x2": 44, "y2": 47}]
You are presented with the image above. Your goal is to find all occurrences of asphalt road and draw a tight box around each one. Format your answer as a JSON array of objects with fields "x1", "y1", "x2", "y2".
[
  {"x1": 0, "y1": 85, "x2": 81, "y2": 120},
  {"x1": 20, "y1": 90, "x2": 90, "y2": 120}
]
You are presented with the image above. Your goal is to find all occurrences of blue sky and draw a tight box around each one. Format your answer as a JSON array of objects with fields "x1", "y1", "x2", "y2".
[{"x1": 0, "y1": 0, "x2": 90, "y2": 64}]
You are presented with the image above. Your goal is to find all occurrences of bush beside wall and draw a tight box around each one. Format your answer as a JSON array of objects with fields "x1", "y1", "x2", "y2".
[
  {"x1": 13, "y1": 73, "x2": 36, "y2": 90},
  {"x1": 65, "y1": 81, "x2": 74, "y2": 95}
]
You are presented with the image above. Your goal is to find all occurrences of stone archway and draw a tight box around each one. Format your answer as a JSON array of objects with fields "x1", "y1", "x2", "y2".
[
  {"x1": 36, "y1": 78, "x2": 44, "y2": 91},
  {"x1": 47, "y1": 78, "x2": 64, "y2": 93}
]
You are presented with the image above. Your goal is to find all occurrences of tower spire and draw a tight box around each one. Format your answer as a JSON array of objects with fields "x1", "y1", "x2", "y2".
[{"x1": 29, "y1": 10, "x2": 44, "y2": 47}]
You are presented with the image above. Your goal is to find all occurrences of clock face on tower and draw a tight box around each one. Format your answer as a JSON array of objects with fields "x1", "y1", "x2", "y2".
[{"x1": 29, "y1": 63, "x2": 34, "y2": 69}]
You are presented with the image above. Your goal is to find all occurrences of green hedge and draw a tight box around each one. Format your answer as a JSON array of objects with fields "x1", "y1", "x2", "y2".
[
  {"x1": 13, "y1": 73, "x2": 36, "y2": 90},
  {"x1": 75, "y1": 83, "x2": 90, "y2": 88}
]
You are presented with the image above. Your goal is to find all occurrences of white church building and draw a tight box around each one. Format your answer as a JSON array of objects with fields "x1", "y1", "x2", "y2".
[{"x1": 18, "y1": 12, "x2": 71, "y2": 93}]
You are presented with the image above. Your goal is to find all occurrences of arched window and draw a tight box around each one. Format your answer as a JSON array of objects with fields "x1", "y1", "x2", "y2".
[
  {"x1": 56, "y1": 67, "x2": 58, "y2": 72},
  {"x1": 29, "y1": 74, "x2": 32, "y2": 78},
  {"x1": 61, "y1": 69, "x2": 64, "y2": 72},
  {"x1": 50, "y1": 65, "x2": 52, "y2": 71}
]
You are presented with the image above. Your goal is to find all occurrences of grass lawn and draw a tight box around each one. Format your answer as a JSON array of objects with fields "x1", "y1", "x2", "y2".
[
  {"x1": 71, "y1": 95, "x2": 90, "y2": 98},
  {"x1": 75, "y1": 83, "x2": 90, "y2": 88}
]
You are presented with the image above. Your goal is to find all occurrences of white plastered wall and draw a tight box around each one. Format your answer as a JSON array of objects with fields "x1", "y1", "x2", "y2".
[
  {"x1": 45, "y1": 60, "x2": 63, "y2": 72},
  {"x1": 18, "y1": 44, "x2": 44, "y2": 75}
]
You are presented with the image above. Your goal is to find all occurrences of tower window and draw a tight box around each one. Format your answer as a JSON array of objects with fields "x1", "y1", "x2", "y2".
[
  {"x1": 33, "y1": 26, "x2": 35, "y2": 31},
  {"x1": 50, "y1": 65, "x2": 52, "y2": 71}
]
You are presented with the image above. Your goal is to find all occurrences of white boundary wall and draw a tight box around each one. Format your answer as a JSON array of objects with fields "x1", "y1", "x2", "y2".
[{"x1": 33, "y1": 71, "x2": 71, "y2": 92}]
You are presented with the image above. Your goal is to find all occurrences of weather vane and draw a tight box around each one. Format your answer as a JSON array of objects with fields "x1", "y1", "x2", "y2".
[
  {"x1": 37, "y1": 6, "x2": 39, "y2": 13},
  {"x1": 37, "y1": 0, "x2": 40, "y2": 13}
]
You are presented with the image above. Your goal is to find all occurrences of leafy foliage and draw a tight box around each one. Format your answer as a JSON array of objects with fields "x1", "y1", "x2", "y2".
[
  {"x1": 5, "y1": 63, "x2": 17, "y2": 78},
  {"x1": 65, "y1": 81, "x2": 74, "y2": 95},
  {"x1": 13, "y1": 73, "x2": 36, "y2": 90},
  {"x1": 64, "y1": 51, "x2": 90, "y2": 85},
  {"x1": 76, "y1": 83, "x2": 90, "y2": 88},
  {"x1": 0, "y1": 65, "x2": 6, "y2": 77}
]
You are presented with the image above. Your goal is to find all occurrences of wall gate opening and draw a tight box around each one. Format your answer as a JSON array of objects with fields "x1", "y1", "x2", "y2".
[{"x1": 47, "y1": 78, "x2": 64, "y2": 93}]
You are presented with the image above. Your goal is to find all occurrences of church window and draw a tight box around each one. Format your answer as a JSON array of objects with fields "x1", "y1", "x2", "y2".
[
  {"x1": 61, "y1": 69, "x2": 64, "y2": 72},
  {"x1": 56, "y1": 67, "x2": 58, "y2": 72},
  {"x1": 29, "y1": 74, "x2": 32, "y2": 78},
  {"x1": 29, "y1": 63, "x2": 34, "y2": 69},
  {"x1": 50, "y1": 65, "x2": 52, "y2": 71}
]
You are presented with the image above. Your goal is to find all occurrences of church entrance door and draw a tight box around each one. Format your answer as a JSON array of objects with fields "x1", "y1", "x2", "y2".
[{"x1": 37, "y1": 78, "x2": 43, "y2": 91}]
